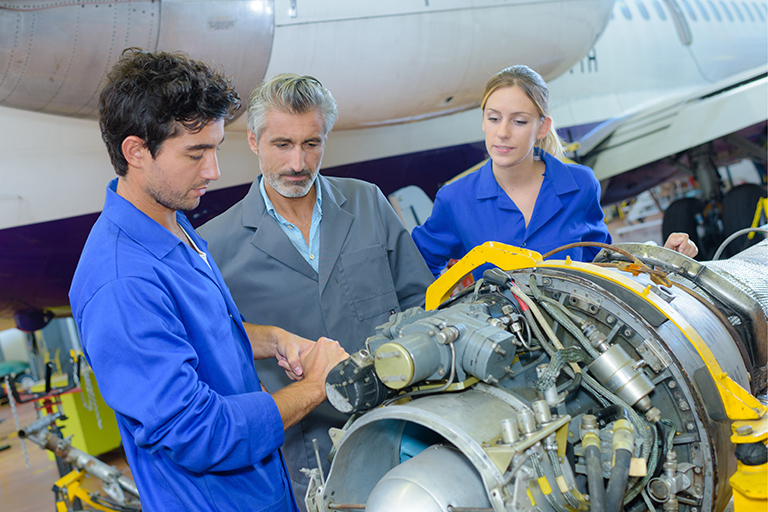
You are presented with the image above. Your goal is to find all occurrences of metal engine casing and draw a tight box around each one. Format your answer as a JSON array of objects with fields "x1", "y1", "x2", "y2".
[{"x1": 311, "y1": 242, "x2": 767, "y2": 512}]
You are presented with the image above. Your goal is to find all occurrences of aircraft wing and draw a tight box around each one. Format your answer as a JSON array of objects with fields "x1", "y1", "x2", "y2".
[{"x1": 570, "y1": 64, "x2": 768, "y2": 182}]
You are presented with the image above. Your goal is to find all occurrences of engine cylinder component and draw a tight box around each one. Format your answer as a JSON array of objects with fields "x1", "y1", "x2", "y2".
[
  {"x1": 517, "y1": 409, "x2": 538, "y2": 435},
  {"x1": 500, "y1": 417, "x2": 519, "y2": 445},
  {"x1": 325, "y1": 349, "x2": 390, "y2": 413},
  {"x1": 587, "y1": 344, "x2": 655, "y2": 410},
  {"x1": 374, "y1": 336, "x2": 440, "y2": 389},
  {"x1": 533, "y1": 400, "x2": 553, "y2": 425},
  {"x1": 365, "y1": 444, "x2": 492, "y2": 512}
]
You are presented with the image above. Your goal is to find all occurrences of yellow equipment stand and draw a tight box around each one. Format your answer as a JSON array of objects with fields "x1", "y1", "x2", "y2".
[
  {"x1": 32, "y1": 372, "x2": 121, "y2": 459},
  {"x1": 730, "y1": 416, "x2": 768, "y2": 511},
  {"x1": 54, "y1": 469, "x2": 114, "y2": 512}
]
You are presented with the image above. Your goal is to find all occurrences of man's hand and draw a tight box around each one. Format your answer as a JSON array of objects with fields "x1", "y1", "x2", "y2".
[
  {"x1": 663, "y1": 232, "x2": 699, "y2": 258},
  {"x1": 274, "y1": 330, "x2": 315, "y2": 381},
  {"x1": 299, "y1": 337, "x2": 349, "y2": 387},
  {"x1": 271, "y1": 338, "x2": 348, "y2": 430},
  {"x1": 244, "y1": 323, "x2": 322, "y2": 380}
]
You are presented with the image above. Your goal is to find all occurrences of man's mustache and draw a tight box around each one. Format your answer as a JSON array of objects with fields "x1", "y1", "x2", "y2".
[{"x1": 280, "y1": 170, "x2": 311, "y2": 178}]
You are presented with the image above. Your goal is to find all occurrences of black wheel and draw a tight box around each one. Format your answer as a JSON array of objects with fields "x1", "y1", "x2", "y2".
[{"x1": 721, "y1": 183, "x2": 766, "y2": 258}]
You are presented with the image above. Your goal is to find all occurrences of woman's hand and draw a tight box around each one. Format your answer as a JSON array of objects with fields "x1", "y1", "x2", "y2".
[{"x1": 663, "y1": 232, "x2": 698, "y2": 258}]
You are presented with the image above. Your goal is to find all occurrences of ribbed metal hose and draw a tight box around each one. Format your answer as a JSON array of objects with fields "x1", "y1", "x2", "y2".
[{"x1": 703, "y1": 240, "x2": 768, "y2": 320}]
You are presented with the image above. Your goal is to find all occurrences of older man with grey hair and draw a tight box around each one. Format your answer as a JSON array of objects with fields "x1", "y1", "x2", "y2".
[{"x1": 198, "y1": 74, "x2": 434, "y2": 508}]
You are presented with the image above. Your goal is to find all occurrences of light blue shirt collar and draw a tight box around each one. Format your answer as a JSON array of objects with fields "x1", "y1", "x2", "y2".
[{"x1": 258, "y1": 175, "x2": 323, "y2": 273}]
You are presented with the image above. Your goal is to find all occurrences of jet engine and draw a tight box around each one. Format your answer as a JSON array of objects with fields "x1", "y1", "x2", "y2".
[{"x1": 312, "y1": 240, "x2": 768, "y2": 512}]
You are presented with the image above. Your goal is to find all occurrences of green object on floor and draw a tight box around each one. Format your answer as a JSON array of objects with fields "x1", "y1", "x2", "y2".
[{"x1": 0, "y1": 360, "x2": 30, "y2": 377}]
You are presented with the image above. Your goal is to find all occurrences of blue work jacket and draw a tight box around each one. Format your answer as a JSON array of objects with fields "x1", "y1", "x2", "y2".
[
  {"x1": 69, "y1": 179, "x2": 297, "y2": 512},
  {"x1": 412, "y1": 151, "x2": 611, "y2": 278}
]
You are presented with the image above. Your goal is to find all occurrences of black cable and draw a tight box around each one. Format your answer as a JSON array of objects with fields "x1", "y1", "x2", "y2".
[
  {"x1": 594, "y1": 404, "x2": 632, "y2": 426},
  {"x1": 585, "y1": 444, "x2": 606, "y2": 512},
  {"x1": 561, "y1": 372, "x2": 583, "y2": 402},
  {"x1": 652, "y1": 421, "x2": 668, "y2": 479},
  {"x1": 605, "y1": 448, "x2": 632, "y2": 512},
  {"x1": 90, "y1": 494, "x2": 142, "y2": 512},
  {"x1": 436, "y1": 284, "x2": 477, "y2": 309}
]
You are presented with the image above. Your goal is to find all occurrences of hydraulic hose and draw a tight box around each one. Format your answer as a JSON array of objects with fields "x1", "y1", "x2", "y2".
[
  {"x1": 561, "y1": 372, "x2": 583, "y2": 402},
  {"x1": 584, "y1": 443, "x2": 606, "y2": 512},
  {"x1": 595, "y1": 404, "x2": 632, "y2": 425},
  {"x1": 652, "y1": 421, "x2": 668, "y2": 478},
  {"x1": 606, "y1": 448, "x2": 632, "y2": 512},
  {"x1": 606, "y1": 419, "x2": 634, "y2": 512},
  {"x1": 582, "y1": 414, "x2": 606, "y2": 512},
  {"x1": 583, "y1": 380, "x2": 658, "y2": 503}
]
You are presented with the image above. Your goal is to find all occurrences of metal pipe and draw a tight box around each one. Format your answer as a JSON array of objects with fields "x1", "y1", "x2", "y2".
[
  {"x1": 42, "y1": 431, "x2": 140, "y2": 499},
  {"x1": 512, "y1": 414, "x2": 572, "y2": 453},
  {"x1": 17, "y1": 412, "x2": 63, "y2": 439}
]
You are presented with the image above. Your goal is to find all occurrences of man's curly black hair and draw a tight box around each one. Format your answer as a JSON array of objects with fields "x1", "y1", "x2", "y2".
[{"x1": 99, "y1": 48, "x2": 242, "y2": 176}]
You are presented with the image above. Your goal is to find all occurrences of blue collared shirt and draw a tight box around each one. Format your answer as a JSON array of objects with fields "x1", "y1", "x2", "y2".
[
  {"x1": 259, "y1": 175, "x2": 323, "y2": 273},
  {"x1": 69, "y1": 178, "x2": 297, "y2": 512},
  {"x1": 412, "y1": 151, "x2": 612, "y2": 278}
]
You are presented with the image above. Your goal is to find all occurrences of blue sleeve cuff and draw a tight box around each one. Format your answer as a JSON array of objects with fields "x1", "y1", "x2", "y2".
[{"x1": 229, "y1": 391, "x2": 285, "y2": 459}]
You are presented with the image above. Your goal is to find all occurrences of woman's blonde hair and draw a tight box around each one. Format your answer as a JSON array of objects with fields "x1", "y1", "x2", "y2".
[{"x1": 481, "y1": 65, "x2": 563, "y2": 160}]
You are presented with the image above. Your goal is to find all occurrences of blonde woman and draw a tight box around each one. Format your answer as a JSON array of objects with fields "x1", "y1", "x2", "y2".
[{"x1": 412, "y1": 65, "x2": 696, "y2": 277}]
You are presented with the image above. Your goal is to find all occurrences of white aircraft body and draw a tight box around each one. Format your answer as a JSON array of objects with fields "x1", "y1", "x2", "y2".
[{"x1": 0, "y1": 0, "x2": 765, "y2": 324}]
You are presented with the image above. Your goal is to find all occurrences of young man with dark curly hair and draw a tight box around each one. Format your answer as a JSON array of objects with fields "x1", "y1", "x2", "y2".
[{"x1": 69, "y1": 48, "x2": 347, "y2": 512}]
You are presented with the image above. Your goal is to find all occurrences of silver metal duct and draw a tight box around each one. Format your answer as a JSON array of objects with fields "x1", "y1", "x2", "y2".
[{"x1": 0, "y1": 0, "x2": 273, "y2": 117}]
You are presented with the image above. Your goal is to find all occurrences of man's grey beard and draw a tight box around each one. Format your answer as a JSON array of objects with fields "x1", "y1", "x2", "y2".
[{"x1": 263, "y1": 170, "x2": 319, "y2": 198}]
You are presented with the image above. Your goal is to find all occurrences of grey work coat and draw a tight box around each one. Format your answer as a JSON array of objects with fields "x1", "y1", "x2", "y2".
[{"x1": 198, "y1": 174, "x2": 434, "y2": 507}]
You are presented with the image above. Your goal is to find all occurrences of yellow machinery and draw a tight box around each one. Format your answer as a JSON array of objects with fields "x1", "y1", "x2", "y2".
[
  {"x1": 17, "y1": 410, "x2": 140, "y2": 511},
  {"x1": 5, "y1": 354, "x2": 140, "y2": 511}
]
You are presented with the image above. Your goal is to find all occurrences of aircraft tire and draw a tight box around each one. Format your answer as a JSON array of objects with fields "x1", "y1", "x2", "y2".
[
  {"x1": 721, "y1": 183, "x2": 766, "y2": 258},
  {"x1": 663, "y1": 197, "x2": 707, "y2": 260}
]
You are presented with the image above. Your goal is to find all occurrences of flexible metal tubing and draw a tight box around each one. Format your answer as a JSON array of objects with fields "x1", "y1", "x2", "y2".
[
  {"x1": 547, "y1": 448, "x2": 582, "y2": 509},
  {"x1": 528, "y1": 276, "x2": 601, "y2": 359},
  {"x1": 532, "y1": 451, "x2": 570, "y2": 512}
]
